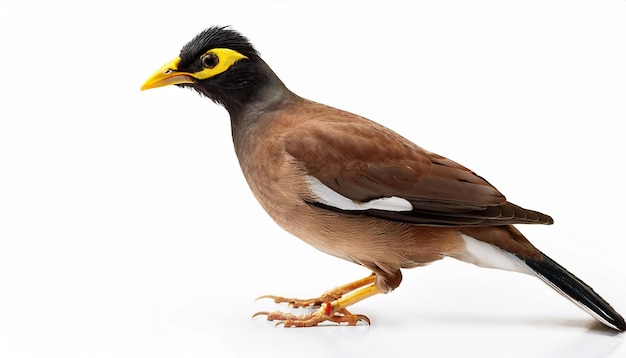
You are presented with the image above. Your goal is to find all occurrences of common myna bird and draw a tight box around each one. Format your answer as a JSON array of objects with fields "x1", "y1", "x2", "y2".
[{"x1": 141, "y1": 26, "x2": 625, "y2": 330}]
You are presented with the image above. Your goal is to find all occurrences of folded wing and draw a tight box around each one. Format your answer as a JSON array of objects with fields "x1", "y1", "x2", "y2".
[{"x1": 284, "y1": 117, "x2": 553, "y2": 227}]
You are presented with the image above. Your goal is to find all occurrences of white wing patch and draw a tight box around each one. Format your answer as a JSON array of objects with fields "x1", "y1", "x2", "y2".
[{"x1": 306, "y1": 175, "x2": 413, "y2": 212}]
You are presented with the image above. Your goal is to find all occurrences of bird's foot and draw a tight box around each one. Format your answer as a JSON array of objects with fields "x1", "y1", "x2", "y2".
[
  {"x1": 254, "y1": 275, "x2": 381, "y2": 327},
  {"x1": 256, "y1": 291, "x2": 341, "y2": 309},
  {"x1": 253, "y1": 305, "x2": 370, "y2": 327},
  {"x1": 256, "y1": 274, "x2": 376, "y2": 308}
]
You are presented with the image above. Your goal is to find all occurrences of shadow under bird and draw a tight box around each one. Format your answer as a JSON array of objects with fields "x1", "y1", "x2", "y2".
[{"x1": 141, "y1": 26, "x2": 625, "y2": 330}]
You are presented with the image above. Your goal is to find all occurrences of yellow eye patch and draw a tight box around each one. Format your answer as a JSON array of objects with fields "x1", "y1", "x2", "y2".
[{"x1": 192, "y1": 48, "x2": 248, "y2": 80}]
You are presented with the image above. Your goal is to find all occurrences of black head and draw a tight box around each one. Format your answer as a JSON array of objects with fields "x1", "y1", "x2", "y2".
[
  {"x1": 141, "y1": 26, "x2": 277, "y2": 113},
  {"x1": 178, "y1": 26, "x2": 260, "y2": 69}
]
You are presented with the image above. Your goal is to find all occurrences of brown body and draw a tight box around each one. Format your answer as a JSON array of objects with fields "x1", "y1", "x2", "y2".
[{"x1": 233, "y1": 94, "x2": 540, "y2": 292}]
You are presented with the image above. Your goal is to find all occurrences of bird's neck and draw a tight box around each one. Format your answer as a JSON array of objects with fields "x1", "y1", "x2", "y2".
[{"x1": 227, "y1": 60, "x2": 297, "y2": 131}]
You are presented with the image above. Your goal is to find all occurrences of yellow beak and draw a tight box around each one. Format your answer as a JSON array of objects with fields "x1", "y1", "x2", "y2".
[{"x1": 140, "y1": 57, "x2": 195, "y2": 91}]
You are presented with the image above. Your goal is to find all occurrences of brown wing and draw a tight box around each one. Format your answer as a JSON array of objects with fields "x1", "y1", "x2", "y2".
[{"x1": 284, "y1": 112, "x2": 553, "y2": 227}]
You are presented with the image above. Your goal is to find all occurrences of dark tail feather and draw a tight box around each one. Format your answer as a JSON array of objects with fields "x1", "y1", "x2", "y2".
[{"x1": 522, "y1": 251, "x2": 626, "y2": 331}]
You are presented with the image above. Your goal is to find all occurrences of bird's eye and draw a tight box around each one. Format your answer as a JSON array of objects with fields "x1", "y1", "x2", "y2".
[{"x1": 201, "y1": 52, "x2": 219, "y2": 69}]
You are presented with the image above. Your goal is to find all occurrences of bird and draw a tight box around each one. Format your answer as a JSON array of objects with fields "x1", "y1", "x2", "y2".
[{"x1": 141, "y1": 26, "x2": 625, "y2": 330}]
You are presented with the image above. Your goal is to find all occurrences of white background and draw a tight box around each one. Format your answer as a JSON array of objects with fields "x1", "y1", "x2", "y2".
[{"x1": 1, "y1": 1, "x2": 625, "y2": 357}]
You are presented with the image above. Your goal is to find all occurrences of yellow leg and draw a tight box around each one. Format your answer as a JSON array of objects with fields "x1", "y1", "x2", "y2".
[
  {"x1": 328, "y1": 280, "x2": 380, "y2": 313},
  {"x1": 254, "y1": 275, "x2": 383, "y2": 327}
]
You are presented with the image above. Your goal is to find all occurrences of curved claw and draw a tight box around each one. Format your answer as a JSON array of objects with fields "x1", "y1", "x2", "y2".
[
  {"x1": 357, "y1": 314, "x2": 371, "y2": 325},
  {"x1": 252, "y1": 311, "x2": 269, "y2": 319},
  {"x1": 255, "y1": 295, "x2": 275, "y2": 302}
]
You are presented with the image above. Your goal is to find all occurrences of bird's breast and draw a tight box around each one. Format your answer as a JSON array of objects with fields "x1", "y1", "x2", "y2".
[{"x1": 232, "y1": 114, "x2": 315, "y2": 229}]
